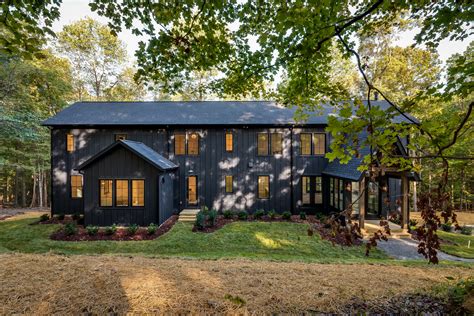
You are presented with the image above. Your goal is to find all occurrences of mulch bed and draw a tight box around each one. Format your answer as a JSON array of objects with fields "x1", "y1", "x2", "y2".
[
  {"x1": 50, "y1": 215, "x2": 178, "y2": 241},
  {"x1": 34, "y1": 217, "x2": 77, "y2": 225}
]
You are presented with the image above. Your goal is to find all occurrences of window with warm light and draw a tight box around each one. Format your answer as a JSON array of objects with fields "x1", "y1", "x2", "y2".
[
  {"x1": 132, "y1": 180, "x2": 145, "y2": 207},
  {"x1": 100, "y1": 179, "x2": 113, "y2": 207},
  {"x1": 257, "y1": 133, "x2": 269, "y2": 156},
  {"x1": 313, "y1": 133, "x2": 326, "y2": 155},
  {"x1": 115, "y1": 180, "x2": 129, "y2": 207},
  {"x1": 225, "y1": 175, "x2": 233, "y2": 193},
  {"x1": 67, "y1": 134, "x2": 74, "y2": 152},
  {"x1": 187, "y1": 176, "x2": 198, "y2": 205},
  {"x1": 258, "y1": 175, "x2": 270, "y2": 199},
  {"x1": 174, "y1": 134, "x2": 185, "y2": 155},
  {"x1": 225, "y1": 132, "x2": 233, "y2": 152},
  {"x1": 71, "y1": 175, "x2": 83, "y2": 198},
  {"x1": 300, "y1": 133, "x2": 311, "y2": 155},
  {"x1": 271, "y1": 133, "x2": 283, "y2": 155},
  {"x1": 187, "y1": 133, "x2": 199, "y2": 155}
]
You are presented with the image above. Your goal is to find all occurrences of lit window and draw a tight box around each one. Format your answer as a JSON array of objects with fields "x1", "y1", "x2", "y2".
[
  {"x1": 187, "y1": 176, "x2": 198, "y2": 205},
  {"x1": 338, "y1": 179, "x2": 344, "y2": 210},
  {"x1": 225, "y1": 132, "x2": 233, "y2": 152},
  {"x1": 115, "y1": 180, "x2": 129, "y2": 207},
  {"x1": 257, "y1": 133, "x2": 269, "y2": 156},
  {"x1": 300, "y1": 133, "x2": 311, "y2": 155},
  {"x1": 174, "y1": 134, "x2": 185, "y2": 155},
  {"x1": 315, "y1": 177, "x2": 322, "y2": 204},
  {"x1": 351, "y1": 181, "x2": 360, "y2": 215},
  {"x1": 258, "y1": 176, "x2": 270, "y2": 199},
  {"x1": 302, "y1": 176, "x2": 310, "y2": 205},
  {"x1": 71, "y1": 175, "x2": 83, "y2": 198},
  {"x1": 67, "y1": 134, "x2": 74, "y2": 152},
  {"x1": 115, "y1": 134, "x2": 127, "y2": 141},
  {"x1": 100, "y1": 179, "x2": 113, "y2": 207},
  {"x1": 132, "y1": 180, "x2": 145, "y2": 207},
  {"x1": 313, "y1": 133, "x2": 326, "y2": 155},
  {"x1": 188, "y1": 133, "x2": 199, "y2": 155},
  {"x1": 271, "y1": 133, "x2": 283, "y2": 155},
  {"x1": 225, "y1": 175, "x2": 233, "y2": 193}
]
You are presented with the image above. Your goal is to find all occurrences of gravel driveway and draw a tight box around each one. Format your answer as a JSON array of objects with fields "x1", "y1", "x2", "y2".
[{"x1": 377, "y1": 237, "x2": 474, "y2": 262}]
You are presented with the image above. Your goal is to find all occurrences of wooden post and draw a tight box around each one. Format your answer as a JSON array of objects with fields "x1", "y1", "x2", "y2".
[
  {"x1": 359, "y1": 177, "x2": 366, "y2": 229},
  {"x1": 401, "y1": 172, "x2": 409, "y2": 230}
]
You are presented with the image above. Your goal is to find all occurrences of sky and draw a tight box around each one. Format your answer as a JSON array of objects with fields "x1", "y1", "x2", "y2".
[{"x1": 53, "y1": 0, "x2": 472, "y2": 71}]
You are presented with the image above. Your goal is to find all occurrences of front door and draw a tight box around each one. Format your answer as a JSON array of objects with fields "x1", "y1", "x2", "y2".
[
  {"x1": 367, "y1": 181, "x2": 380, "y2": 217},
  {"x1": 302, "y1": 176, "x2": 322, "y2": 206},
  {"x1": 187, "y1": 176, "x2": 198, "y2": 207}
]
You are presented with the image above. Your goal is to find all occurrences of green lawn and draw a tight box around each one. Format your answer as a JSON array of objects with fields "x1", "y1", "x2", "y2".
[
  {"x1": 438, "y1": 231, "x2": 474, "y2": 259},
  {"x1": 0, "y1": 217, "x2": 390, "y2": 263}
]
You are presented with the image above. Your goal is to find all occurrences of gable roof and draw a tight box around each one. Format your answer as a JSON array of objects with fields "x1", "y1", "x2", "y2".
[
  {"x1": 76, "y1": 140, "x2": 178, "y2": 171},
  {"x1": 42, "y1": 100, "x2": 418, "y2": 127}
]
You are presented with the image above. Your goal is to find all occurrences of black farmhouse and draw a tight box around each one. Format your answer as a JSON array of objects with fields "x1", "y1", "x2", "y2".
[{"x1": 43, "y1": 101, "x2": 418, "y2": 228}]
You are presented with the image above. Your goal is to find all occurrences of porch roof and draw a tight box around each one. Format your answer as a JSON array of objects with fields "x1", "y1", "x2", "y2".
[{"x1": 76, "y1": 140, "x2": 178, "y2": 172}]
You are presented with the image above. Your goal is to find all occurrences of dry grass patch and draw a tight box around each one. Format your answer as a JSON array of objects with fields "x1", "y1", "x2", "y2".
[
  {"x1": 411, "y1": 211, "x2": 474, "y2": 226},
  {"x1": 0, "y1": 253, "x2": 471, "y2": 314}
]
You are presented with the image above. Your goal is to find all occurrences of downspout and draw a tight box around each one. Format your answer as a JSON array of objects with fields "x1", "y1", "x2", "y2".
[{"x1": 290, "y1": 126, "x2": 294, "y2": 214}]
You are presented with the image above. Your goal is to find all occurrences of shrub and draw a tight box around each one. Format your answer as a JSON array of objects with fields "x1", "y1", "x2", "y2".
[
  {"x1": 86, "y1": 225, "x2": 99, "y2": 236},
  {"x1": 299, "y1": 212, "x2": 307, "y2": 220},
  {"x1": 56, "y1": 213, "x2": 65, "y2": 220},
  {"x1": 223, "y1": 210, "x2": 233, "y2": 219},
  {"x1": 208, "y1": 209, "x2": 217, "y2": 226},
  {"x1": 237, "y1": 210, "x2": 248, "y2": 220},
  {"x1": 39, "y1": 214, "x2": 49, "y2": 222},
  {"x1": 254, "y1": 209, "x2": 265, "y2": 219},
  {"x1": 64, "y1": 223, "x2": 77, "y2": 236},
  {"x1": 72, "y1": 212, "x2": 81, "y2": 221},
  {"x1": 127, "y1": 224, "x2": 139, "y2": 235},
  {"x1": 409, "y1": 219, "x2": 418, "y2": 227},
  {"x1": 195, "y1": 211, "x2": 206, "y2": 229},
  {"x1": 268, "y1": 210, "x2": 276, "y2": 219},
  {"x1": 460, "y1": 225, "x2": 472, "y2": 235},
  {"x1": 105, "y1": 224, "x2": 117, "y2": 235},
  {"x1": 147, "y1": 223, "x2": 157, "y2": 235},
  {"x1": 282, "y1": 211, "x2": 292, "y2": 220},
  {"x1": 441, "y1": 222, "x2": 452, "y2": 232}
]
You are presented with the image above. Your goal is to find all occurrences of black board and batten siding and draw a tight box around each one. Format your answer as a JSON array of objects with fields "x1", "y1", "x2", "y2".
[{"x1": 51, "y1": 126, "x2": 330, "y2": 218}]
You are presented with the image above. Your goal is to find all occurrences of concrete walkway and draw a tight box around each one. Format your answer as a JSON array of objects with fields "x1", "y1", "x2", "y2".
[{"x1": 377, "y1": 237, "x2": 474, "y2": 263}]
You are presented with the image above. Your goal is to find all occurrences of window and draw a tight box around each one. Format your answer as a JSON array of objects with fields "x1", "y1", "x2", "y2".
[
  {"x1": 67, "y1": 134, "x2": 74, "y2": 152},
  {"x1": 225, "y1": 132, "x2": 233, "y2": 152},
  {"x1": 257, "y1": 133, "x2": 269, "y2": 156},
  {"x1": 100, "y1": 179, "x2": 113, "y2": 207},
  {"x1": 271, "y1": 133, "x2": 283, "y2": 155},
  {"x1": 334, "y1": 178, "x2": 339, "y2": 210},
  {"x1": 115, "y1": 180, "x2": 129, "y2": 207},
  {"x1": 351, "y1": 181, "x2": 360, "y2": 215},
  {"x1": 174, "y1": 134, "x2": 185, "y2": 155},
  {"x1": 302, "y1": 176, "x2": 310, "y2": 205},
  {"x1": 187, "y1": 176, "x2": 198, "y2": 205},
  {"x1": 300, "y1": 133, "x2": 311, "y2": 155},
  {"x1": 330, "y1": 178, "x2": 334, "y2": 207},
  {"x1": 315, "y1": 177, "x2": 322, "y2": 204},
  {"x1": 132, "y1": 180, "x2": 145, "y2": 207},
  {"x1": 258, "y1": 176, "x2": 270, "y2": 199},
  {"x1": 115, "y1": 134, "x2": 127, "y2": 141},
  {"x1": 225, "y1": 175, "x2": 233, "y2": 193},
  {"x1": 187, "y1": 133, "x2": 199, "y2": 155},
  {"x1": 313, "y1": 133, "x2": 326, "y2": 155},
  {"x1": 71, "y1": 175, "x2": 83, "y2": 198},
  {"x1": 338, "y1": 179, "x2": 344, "y2": 210}
]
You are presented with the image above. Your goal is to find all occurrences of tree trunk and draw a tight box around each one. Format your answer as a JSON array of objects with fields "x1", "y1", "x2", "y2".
[
  {"x1": 21, "y1": 172, "x2": 26, "y2": 207},
  {"x1": 38, "y1": 166, "x2": 43, "y2": 208},
  {"x1": 460, "y1": 170, "x2": 464, "y2": 211},
  {"x1": 30, "y1": 173, "x2": 37, "y2": 208},
  {"x1": 14, "y1": 167, "x2": 19, "y2": 207},
  {"x1": 43, "y1": 170, "x2": 48, "y2": 208}
]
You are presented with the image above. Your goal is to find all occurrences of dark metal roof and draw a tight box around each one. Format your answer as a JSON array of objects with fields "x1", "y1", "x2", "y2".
[
  {"x1": 42, "y1": 100, "x2": 418, "y2": 126},
  {"x1": 76, "y1": 140, "x2": 178, "y2": 171}
]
